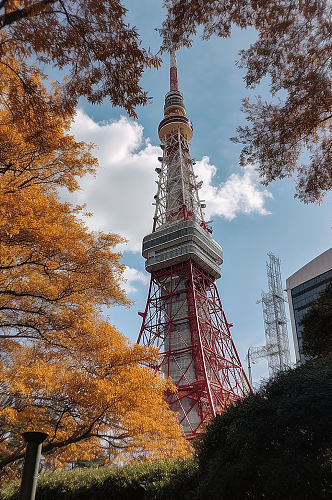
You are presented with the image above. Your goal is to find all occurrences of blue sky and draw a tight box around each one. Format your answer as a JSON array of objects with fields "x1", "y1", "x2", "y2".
[{"x1": 68, "y1": 0, "x2": 331, "y2": 385}]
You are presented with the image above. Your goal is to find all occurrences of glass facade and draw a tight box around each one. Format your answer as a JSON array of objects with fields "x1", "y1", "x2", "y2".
[{"x1": 291, "y1": 269, "x2": 332, "y2": 363}]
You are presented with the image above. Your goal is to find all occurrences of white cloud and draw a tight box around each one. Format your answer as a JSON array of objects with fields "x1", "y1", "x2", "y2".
[
  {"x1": 68, "y1": 110, "x2": 272, "y2": 252},
  {"x1": 122, "y1": 267, "x2": 149, "y2": 294},
  {"x1": 69, "y1": 110, "x2": 160, "y2": 251},
  {"x1": 196, "y1": 156, "x2": 273, "y2": 221}
]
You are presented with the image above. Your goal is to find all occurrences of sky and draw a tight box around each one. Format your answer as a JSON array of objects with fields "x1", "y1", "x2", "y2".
[{"x1": 66, "y1": 0, "x2": 331, "y2": 386}]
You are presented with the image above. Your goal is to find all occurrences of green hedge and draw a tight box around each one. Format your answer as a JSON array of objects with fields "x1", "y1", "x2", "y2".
[
  {"x1": 3, "y1": 361, "x2": 332, "y2": 500},
  {"x1": 0, "y1": 458, "x2": 198, "y2": 500},
  {"x1": 196, "y1": 360, "x2": 332, "y2": 500}
]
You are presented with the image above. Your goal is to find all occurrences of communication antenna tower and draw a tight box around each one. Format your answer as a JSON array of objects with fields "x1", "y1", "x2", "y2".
[
  {"x1": 137, "y1": 50, "x2": 251, "y2": 439},
  {"x1": 247, "y1": 253, "x2": 291, "y2": 384}
]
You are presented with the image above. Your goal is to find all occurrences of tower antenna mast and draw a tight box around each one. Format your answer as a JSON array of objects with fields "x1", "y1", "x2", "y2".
[{"x1": 138, "y1": 49, "x2": 251, "y2": 438}]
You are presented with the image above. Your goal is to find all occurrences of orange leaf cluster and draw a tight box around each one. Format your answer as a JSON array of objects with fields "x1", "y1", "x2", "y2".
[
  {"x1": 0, "y1": 323, "x2": 191, "y2": 480},
  {"x1": 0, "y1": 2, "x2": 189, "y2": 482},
  {"x1": 0, "y1": 113, "x2": 191, "y2": 481}
]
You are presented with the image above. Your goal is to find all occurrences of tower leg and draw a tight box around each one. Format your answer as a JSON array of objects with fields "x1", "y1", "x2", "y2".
[{"x1": 138, "y1": 260, "x2": 251, "y2": 438}]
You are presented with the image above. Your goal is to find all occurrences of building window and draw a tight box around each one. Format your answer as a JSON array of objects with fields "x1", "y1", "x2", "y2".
[{"x1": 291, "y1": 269, "x2": 332, "y2": 363}]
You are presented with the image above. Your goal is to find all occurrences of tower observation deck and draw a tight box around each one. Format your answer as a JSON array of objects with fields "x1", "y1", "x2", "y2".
[{"x1": 137, "y1": 50, "x2": 251, "y2": 438}]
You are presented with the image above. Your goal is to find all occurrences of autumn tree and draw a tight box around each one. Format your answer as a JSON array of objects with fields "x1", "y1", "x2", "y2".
[
  {"x1": 0, "y1": 1, "x2": 161, "y2": 200},
  {"x1": 0, "y1": 122, "x2": 191, "y2": 481},
  {"x1": 0, "y1": 320, "x2": 190, "y2": 482},
  {"x1": 162, "y1": 0, "x2": 332, "y2": 203},
  {"x1": 0, "y1": 3, "x2": 190, "y2": 480},
  {"x1": 0, "y1": 1, "x2": 160, "y2": 194},
  {"x1": 0, "y1": 0, "x2": 160, "y2": 120}
]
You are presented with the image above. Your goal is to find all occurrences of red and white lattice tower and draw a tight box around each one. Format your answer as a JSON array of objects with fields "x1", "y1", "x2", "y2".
[{"x1": 137, "y1": 51, "x2": 251, "y2": 438}]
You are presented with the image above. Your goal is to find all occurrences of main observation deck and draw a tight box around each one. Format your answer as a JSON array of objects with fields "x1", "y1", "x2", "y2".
[{"x1": 142, "y1": 220, "x2": 223, "y2": 279}]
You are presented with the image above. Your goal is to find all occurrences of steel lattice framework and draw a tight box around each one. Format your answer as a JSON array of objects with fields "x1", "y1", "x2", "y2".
[
  {"x1": 262, "y1": 253, "x2": 291, "y2": 376},
  {"x1": 138, "y1": 260, "x2": 250, "y2": 436},
  {"x1": 247, "y1": 253, "x2": 291, "y2": 384},
  {"x1": 138, "y1": 50, "x2": 251, "y2": 438},
  {"x1": 153, "y1": 129, "x2": 204, "y2": 232}
]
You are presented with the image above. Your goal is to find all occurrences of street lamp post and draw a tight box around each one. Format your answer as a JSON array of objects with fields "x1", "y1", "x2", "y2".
[{"x1": 19, "y1": 432, "x2": 48, "y2": 500}]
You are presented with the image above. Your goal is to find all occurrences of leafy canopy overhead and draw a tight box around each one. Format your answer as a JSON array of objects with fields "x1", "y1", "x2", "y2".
[
  {"x1": 162, "y1": 0, "x2": 332, "y2": 203},
  {"x1": 0, "y1": 0, "x2": 160, "y2": 119}
]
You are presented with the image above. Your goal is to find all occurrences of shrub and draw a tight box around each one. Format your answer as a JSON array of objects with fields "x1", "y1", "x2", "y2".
[
  {"x1": 0, "y1": 458, "x2": 198, "y2": 500},
  {"x1": 196, "y1": 360, "x2": 332, "y2": 500}
]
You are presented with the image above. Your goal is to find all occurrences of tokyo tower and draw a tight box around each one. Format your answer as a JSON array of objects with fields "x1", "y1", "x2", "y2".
[{"x1": 137, "y1": 50, "x2": 251, "y2": 438}]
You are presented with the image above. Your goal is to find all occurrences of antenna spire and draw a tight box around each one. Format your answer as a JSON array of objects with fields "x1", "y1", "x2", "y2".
[{"x1": 170, "y1": 49, "x2": 178, "y2": 91}]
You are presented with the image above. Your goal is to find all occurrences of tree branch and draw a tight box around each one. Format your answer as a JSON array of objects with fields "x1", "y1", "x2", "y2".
[
  {"x1": 0, "y1": 0, "x2": 57, "y2": 29},
  {"x1": 0, "y1": 407, "x2": 112, "y2": 470},
  {"x1": 0, "y1": 0, "x2": 9, "y2": 10}
]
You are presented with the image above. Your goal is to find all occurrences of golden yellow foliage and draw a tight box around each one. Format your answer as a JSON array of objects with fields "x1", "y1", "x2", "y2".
[
  {"x1": 0, "y1": 178, "x2": 191, "y2": 481},
  {"x1": 0, "y1": 60, "x2": 97, "y2": 193},
  {"x1": 0, "y1": 2, "x2": 190, "y2": 482},
  {"x1": 0, "y1": 165, "x2": 191, "y2": 481},
  {"x1": 0, "y1": 320, "x2": 191, "y2": 478},
  {"x1": 0, "y1": 182, "x2": 128, "y2": 341}
]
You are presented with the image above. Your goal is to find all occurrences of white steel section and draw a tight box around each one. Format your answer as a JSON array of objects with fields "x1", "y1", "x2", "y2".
[
  {"x1": 263, "y1": 253, "x2": 291, "y2": 375},
  {"x1": 248, "y1": 253, "x2": 291, "y2": 382},
  {"x1": 153, "y1": 129, "x2": 206, "y2": 231},
  {"x1": 189, "y1": 266, "x2": 216, "y2": 416}
]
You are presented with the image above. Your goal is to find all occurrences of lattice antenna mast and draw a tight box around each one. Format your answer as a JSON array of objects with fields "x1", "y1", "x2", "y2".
[
  {"x1": 247, "y1": 253, "x2": 291, "y2": 382},
  {"x1": 262, "y1": 253, "x2": 291, "y2": 376},
  {"x1": 138, "y1": 50, "x2": 251, "y2": 439}
]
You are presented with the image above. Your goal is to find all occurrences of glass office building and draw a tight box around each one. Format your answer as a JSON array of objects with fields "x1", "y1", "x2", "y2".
[{"x1": 286, "y1": 248, "x2": 332, "y2": 364}]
